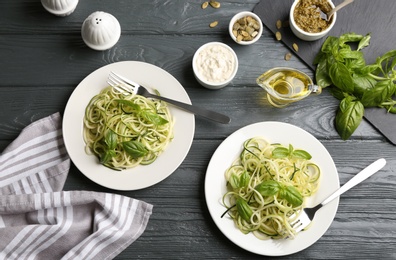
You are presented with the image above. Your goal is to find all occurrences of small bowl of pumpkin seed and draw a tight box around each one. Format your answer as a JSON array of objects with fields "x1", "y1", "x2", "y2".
[{"x1": 229, "y1": 11, "x2": 263, "y2": 45}]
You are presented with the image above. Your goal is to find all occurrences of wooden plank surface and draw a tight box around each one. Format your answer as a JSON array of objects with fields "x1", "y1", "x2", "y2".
[{"x1": 0, "y1": 0, "x2": 395, "y2": 259}]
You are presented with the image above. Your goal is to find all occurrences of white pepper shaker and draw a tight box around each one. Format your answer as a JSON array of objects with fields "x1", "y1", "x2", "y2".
[
  {"x1": 41, "y1": 0, "x2": 79, "y2": 16},
  {"x1": 81, "y1": 11, "x2": 121, "y2": 51}
]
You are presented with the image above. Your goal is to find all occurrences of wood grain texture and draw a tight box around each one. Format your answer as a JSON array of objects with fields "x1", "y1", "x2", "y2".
[{"x1": 0, "y1": 0, "x2": 395, "y2": 259}]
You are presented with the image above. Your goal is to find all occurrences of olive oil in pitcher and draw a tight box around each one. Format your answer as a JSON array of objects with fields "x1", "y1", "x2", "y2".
[{"x1": 256, "y1": 67, "x2": 321, "y2": 107}]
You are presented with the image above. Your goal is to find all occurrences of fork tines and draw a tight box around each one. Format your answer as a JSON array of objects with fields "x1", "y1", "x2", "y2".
[{"x1": 107, "y1": 71, "x2": 136, "y2": 95}]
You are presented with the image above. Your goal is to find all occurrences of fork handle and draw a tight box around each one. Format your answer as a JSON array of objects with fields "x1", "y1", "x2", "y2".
[
  {"x1": 145, "y1": 93, "x2": 231, "y2": 124},
  {"x1": 321, "y1": 158, "x2": 386, "y2": 206}
]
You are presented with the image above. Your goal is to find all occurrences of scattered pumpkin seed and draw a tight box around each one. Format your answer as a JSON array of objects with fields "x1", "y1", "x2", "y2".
[
  {"x1": 276, "y1": 20, "x2": 282, "y2": 29},
  {"x1": 232, "y1": 15, "x2": 261, "y2": 42},
  {"x1": 292, "y1": 43, "x2": 299, "y2": 52},
  {"x1": 209, "y1": 1, "x2": 221, "y2": 8},
  {"x1": 201, "y1": 1, "x2": 208, "y2": 9},
  {"x1": 285, "y1": 52, "x2": 292, "y2": 61},
  {"x1": 209, "y1": 21, "x2": 218, "y2": 28},
  {"x1": 275, "y1": 31, "x2": 282, "y2": 41}
]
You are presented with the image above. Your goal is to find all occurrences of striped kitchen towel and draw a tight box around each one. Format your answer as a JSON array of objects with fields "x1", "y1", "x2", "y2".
[{"x1": 0, "y1": 113, "x2": 153, "y2": 259}]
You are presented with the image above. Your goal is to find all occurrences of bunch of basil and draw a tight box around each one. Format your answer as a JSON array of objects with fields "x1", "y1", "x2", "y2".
[{"x1": 314, "y1": 33, "x2": 396, "y2": 140}]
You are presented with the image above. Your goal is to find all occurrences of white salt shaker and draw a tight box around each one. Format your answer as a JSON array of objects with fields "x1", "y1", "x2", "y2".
[
  {"x1": 41, "y1": 0, "x2": 79, "y2": 16},
  {"x1": 81, "y1": 11, "x2": 121, "y2": 51}
]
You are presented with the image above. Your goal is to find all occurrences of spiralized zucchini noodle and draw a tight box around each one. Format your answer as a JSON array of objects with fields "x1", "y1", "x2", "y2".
[
  {"x1": 222, "y1": 137, "x2": 320, "y2": 239},
  {"x1": 83, "y1": 86, "x2": 174, "y2": 170}
]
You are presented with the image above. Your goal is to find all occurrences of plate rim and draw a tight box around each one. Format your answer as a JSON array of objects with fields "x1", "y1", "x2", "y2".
[
  {"x1": 62, "y1": 61, "x2": 195, "y2": 191},
  {"x1": 204, "y1": 121, "x2": 340, "y2": 256}
]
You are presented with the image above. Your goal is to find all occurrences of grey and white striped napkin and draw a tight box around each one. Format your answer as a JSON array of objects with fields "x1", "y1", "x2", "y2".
[{"x1": 0, "y1": 113, "x2": 153, "y2": 259}]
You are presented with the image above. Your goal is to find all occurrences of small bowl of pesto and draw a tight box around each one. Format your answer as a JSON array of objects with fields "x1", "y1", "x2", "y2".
[{"x1": 290, "y1": 0, "x2": 336, "y2": 41}]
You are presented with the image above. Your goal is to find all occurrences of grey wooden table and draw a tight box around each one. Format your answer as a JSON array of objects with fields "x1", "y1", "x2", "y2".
[{"x1": 0, "y1": 0, "x2": 395, "y2": 259}]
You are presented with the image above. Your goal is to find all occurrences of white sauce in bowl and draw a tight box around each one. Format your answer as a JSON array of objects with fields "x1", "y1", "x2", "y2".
[{"x1": 195, "y1": 44, "x2": 236, "y2": 83}]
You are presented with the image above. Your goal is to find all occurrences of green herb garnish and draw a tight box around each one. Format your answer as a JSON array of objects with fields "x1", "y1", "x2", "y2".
[
  {"x1": 272, "y1": 144, "x2": 312, "y2": 160},
  {"x1": 314, "y1": 32, "x2": 396, "y2": 140},
  {"x1": 255, "y1": 180, "x2": 303, "y2": 207}
]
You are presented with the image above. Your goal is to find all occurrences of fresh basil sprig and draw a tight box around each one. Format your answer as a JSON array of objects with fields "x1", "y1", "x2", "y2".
[
  {"x1": 229, "y1": 171, "x2": 250, "y2": 189},
  {"x1": 115, "y1": 99, "x2": 168, "y2": 126},
  {"x1": 272, "y1": 144, "x2": 312, "y2": 160},
  {"x1": 98, "y1": 129, "x2": 148, "y2": 169},
  {"x1": 255, "y1": 180, "x2": 303, "y2": 207},
  {"x1": 314, "y1": 32, "x2": 396, "y2": 140},
  {"x1": 100, "y1": 130, "x2": 118, "y2": 165}
]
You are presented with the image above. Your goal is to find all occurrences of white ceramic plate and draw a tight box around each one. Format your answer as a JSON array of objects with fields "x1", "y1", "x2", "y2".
[
  {"x1": 63, "y1": 61, "x2": 195, "y2": 190},
  {"x1": 205, "y1": 122, "x2": 339, "y2": 256}
]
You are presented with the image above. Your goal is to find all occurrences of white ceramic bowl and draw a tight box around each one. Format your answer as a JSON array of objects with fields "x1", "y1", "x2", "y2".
[
  {"x1": 192, "y1": 42, "x2": 238, "y2": 90},
  {"x1": 229, "y1": 11, "x2": 263, "y2": 45},
  {"x1": 290, "y1": 0, "x2": 336, "y2": 41}
]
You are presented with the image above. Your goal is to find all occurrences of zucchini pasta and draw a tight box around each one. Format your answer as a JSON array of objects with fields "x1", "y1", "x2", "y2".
[
  {"x1": 222, "y1": 137, "x2": 320, "y2": 239},
  {"x1": 83, "y1": 86, "x2": 174, "y2": 170}
]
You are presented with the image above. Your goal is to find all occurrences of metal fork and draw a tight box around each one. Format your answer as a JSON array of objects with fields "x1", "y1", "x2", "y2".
[
  {"x1": 290, "y1": 158, "x2": 386, "y2": 234},
  {"x1": 107, "y1": 71, "x2": 231, "y2": 124}
]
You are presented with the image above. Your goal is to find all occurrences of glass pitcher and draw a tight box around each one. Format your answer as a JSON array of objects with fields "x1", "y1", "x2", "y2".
[{"x1": 256, "y1": 67, "x2": 321, "y2": 108}]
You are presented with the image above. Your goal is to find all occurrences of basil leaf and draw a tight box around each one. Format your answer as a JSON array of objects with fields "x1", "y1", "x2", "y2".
[
  {"x1": 315, "y1": 57, "x2": 332, "y2": 88},
  {"x1": 351, "y1": 74, "x2": 377, "y2": 98},
  {"x1": 335, "y1": 97, "x2": 364, "y2": 140},
  {"x1": 122, "y1": 140, "x2": 148, "y2": 158},
  {"x1": 279, "y1": 185, "x2": 303, "y2": 207},
  {"x1": 355, "y1": 64, "x2": 380, "y2": 75},
  {"x1": 100, "y1": 150, "x2": 116, "y2": 164},
  {"x1": 229, "y1": 173, "x2": 240, "y2": 189},
  {"x1": 321, "y1": 36, "x2": 338, "y2": 54},
  {"x1": 329, "y1": 61, "x2": 354, "y2": 93},
  {"x1": 330, "y1": 88, "x2": 347, "y2": 101},
  {"x1": 375, "y1": 50, "x2": 396, "y2": 68},
  {"x1": 313, "y1": 51, "x2": 326, "y2": 65},
  {"x1": 357, "y1": 33, "x2": 371, "y2": 51},
  {"x1": 339, "y1": 32, "x2": 363, "y2": 46},
  {"x1": 229, "y1": 172, "x2": 250, "y2": 189},
  {"x1": 239, "y1": 171, "x2": 250, "y2": 188},
  {"x1": 292, "y1": 149, "x2": 312, "y2": 160},
  {"x1": 339, "y1": 49, "x2": 364, "y2": 61},
  {"x1": 361, "y1": 79, "x2": 393, "y2": 107},
  {"x1": 236, "y1": 198, "x2": 253, "y2": 222},
  {"x1": 255, "y1": 180, "x2": 281, "y2": 196},
  {"x1": 272, "y1": 147, "x2": 289, "y2": 158},
  {"x1": 104, "y1": 129, "x2": 117, "y2": 150},
  {"x1": 115, "y1": 99, "x2": 141, "y2": 112},
  {"x1": 340, "y1": 50, "x2": 365, "y2": 70},
  {"x1": 140, "y1": 110, "x2": 168, "y2": 125}
]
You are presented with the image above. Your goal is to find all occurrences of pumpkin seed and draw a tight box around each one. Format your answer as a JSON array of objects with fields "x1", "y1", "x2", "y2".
[
  {"x1": 232, "y1": 15, "x2": 261, "y2": 42},
  {"x1": 285, "y1": 52, "x2": 292, "y2": 61},
  {"x1": 209, "y1": 1, "x2": 220, "y2": 8},
  {"x1": 276, "y1": 19, "x2": 282, "y2": 29},
  {"x1": 275, "y1": 31, "x2": 282, "y2": 41},
  {"x1": 209, "y1": 21, "x2": 218, "y2": 28},
  {"x1": 201, "y1": 1, "x2": 208, "y2": 9},
  {"x1": 292, "y1": 43, "x2": 299, "y2": 52}
]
